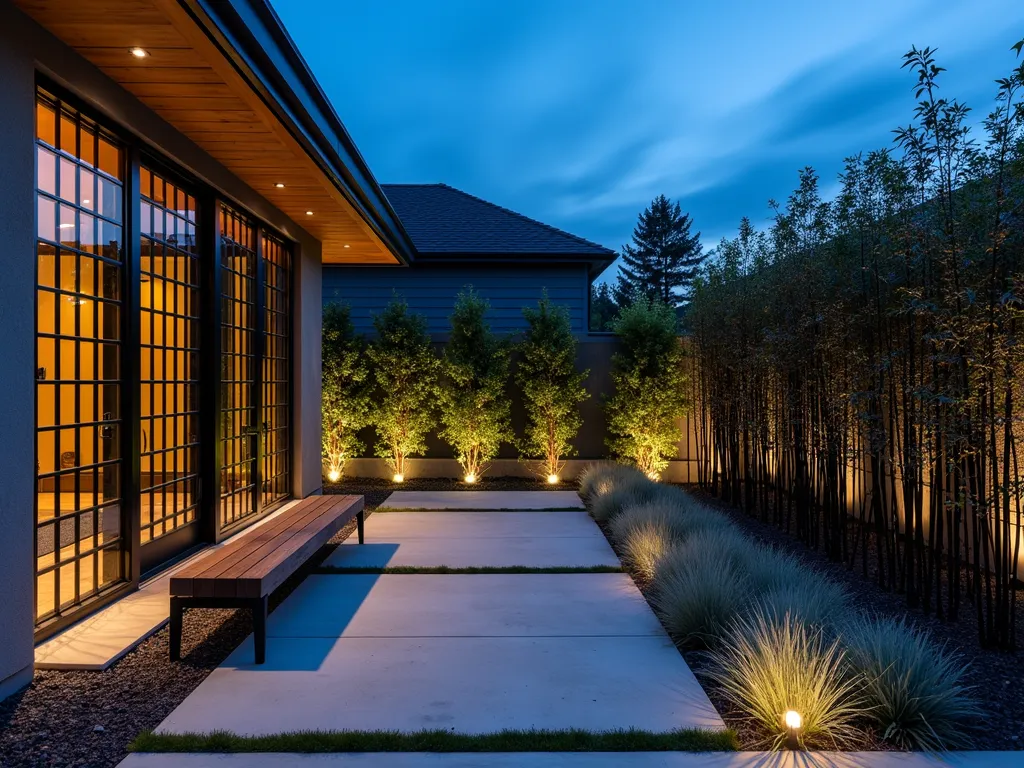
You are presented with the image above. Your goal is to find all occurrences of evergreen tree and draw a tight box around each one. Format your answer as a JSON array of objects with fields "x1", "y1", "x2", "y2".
[
  {"x1": 613, "y1": 194, "x2": 704, "y2": 308},
  {"x1": 589, "y1": 281, "x2": 618, "y2": 331}
]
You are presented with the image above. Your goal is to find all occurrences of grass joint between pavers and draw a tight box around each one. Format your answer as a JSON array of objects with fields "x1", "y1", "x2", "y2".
[{"x1": 129, "y1": 728, "x2": 738, "y2": 753}]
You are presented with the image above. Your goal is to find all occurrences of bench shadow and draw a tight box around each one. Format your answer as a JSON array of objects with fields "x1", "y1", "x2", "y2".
[{"x1": 223, "y1": 542, "x2": 400, "y2": 672}]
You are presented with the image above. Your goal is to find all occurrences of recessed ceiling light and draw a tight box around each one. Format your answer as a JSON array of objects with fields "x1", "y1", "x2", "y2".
[
  {"x1": 130, "y1": 47, "x2": 149, "y2": 58},
  {"x1": 343, "y1": 244, "x2": 350, "y2": 248},
  {"x1": 274, "y1": 183, "x2": 285, "y2": 188},
  {"x1": 82, "y1": 199, "x2": 91, "y2": 205},
  {"x1": 59, "y1": 223, "x2": 75, "y2": 229},
  {"x1": 305, "y1": 210, "x2": 313, "y2": 216}
]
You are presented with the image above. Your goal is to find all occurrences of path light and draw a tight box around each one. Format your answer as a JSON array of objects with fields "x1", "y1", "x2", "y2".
[
  {"x1": 392, "y1": 473, "x2": 404, "y2": 483},
  {"x1": 547, "y1": 474, "x2": 559, "y2": 485},
  {"x1": 327, "y1": 469, "x2": 341, "y2": 483},
  {"x1": 464, "y1": 473, "x2": 477, "y2": 484},
  {"x1": 783, "y1": 710, "x2": 802, "y2": 750}
]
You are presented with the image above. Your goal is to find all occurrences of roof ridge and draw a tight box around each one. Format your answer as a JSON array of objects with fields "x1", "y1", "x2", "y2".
[{"x1": 383, "y1": 182, "x2": 614, "y2": 254}]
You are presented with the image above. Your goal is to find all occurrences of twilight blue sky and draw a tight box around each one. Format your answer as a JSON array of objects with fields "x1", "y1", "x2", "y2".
[{"x1": 275, "y1": 0, "x2": 1024, "y2": 278}]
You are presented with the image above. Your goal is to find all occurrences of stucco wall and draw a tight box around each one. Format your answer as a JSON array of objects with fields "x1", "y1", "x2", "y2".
[{"x1": 0, "y1": 5, "x2": 39, "y2": 700}]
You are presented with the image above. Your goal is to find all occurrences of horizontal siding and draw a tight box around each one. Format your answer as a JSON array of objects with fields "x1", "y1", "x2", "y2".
[{"x1": 323, "y1": 263, "x2": 589, "y2": 337}]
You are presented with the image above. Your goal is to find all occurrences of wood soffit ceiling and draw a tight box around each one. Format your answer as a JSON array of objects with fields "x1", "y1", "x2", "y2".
[{"x1": 16, "y1": 0, "x2": 400, "y2": 265}]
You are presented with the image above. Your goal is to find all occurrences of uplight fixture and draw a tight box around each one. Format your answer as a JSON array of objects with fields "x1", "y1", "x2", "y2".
[
  {"x1": 130, "y1": 47, "x2": 149, "y2": 58},
  {"x1": 464, "y1": 473, "x2": 477, "y2": 484},
  {"x1": 547, "y1": 474, "x2": 559, "y2": 485},
  {"x1": 327, "y1": 469, "x2": 341, "y2": 483},
  {"x1": 393, "y1": 473, "x2": 404, "y2": 483},
  {"x1": 783, "y1": 710, "x2": 802, "y2": 750},
  {"x1": 646, "y1": 471, "x2": 660, "y2": 481}
]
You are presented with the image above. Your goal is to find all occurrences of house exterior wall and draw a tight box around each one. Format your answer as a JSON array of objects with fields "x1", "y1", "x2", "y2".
[
  {"x1": 0, "y1": 2, "x2": 326, "y2": 699},
  {"x1": 323, "y1": 262, "x2": 591, "y2": 339}
]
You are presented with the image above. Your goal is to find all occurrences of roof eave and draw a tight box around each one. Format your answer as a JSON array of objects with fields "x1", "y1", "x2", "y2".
[
  {"x1": 183, "y1": 0, "x2": 417, "y2": 264},
  {"x1": 413, "y1": 250, "x2": 617, "y2": 279}
]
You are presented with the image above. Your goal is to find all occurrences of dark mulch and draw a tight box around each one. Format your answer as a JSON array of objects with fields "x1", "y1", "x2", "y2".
[
  {"x1": 324, "y1": 474, "x2": 557, "y2": 505},
  {"x1": 683, "y1": 486, "x2": 1024, "y2": 752},
  {"x1": 0, "y1": 517, "x2": 364, "y2": 768}
]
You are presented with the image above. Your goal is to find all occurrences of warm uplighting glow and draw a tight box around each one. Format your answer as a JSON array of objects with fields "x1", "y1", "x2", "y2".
[
  {"x1": 392, "y1": 473, "x2": 404, "y2": 483},
  {"x1": 464, "y1": 473, "x2": 477, "y2": 484},
  {"x1": 305, "y1": 210, "x2": 314, "y2": 215},
  {"x1": 274, "y1": 182, "x2": 286, "y2": 188},
  {"x1": 327, "y1": 469, "x2": 341, "y2": 483},
  {"x1": 129, "y1": 47, "x2": 149, "y2": 58},
  {"x1": 784, "y1": 710, "x2": 802, "y2": 730},
  {"x1": 646, "y1": 471, "x2": 660, "y2": 481},
  {"x1": 547, "y1": 474, "x2": 559, "y2": 485}
]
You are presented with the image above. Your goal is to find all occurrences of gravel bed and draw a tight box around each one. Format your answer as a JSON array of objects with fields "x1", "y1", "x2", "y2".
[
  {"x1": 0, "y1": 517, "x2": 363, "y2": 768},
  {"x1": 683, "y1": 486, "x2": 1024, "y2": 751}
]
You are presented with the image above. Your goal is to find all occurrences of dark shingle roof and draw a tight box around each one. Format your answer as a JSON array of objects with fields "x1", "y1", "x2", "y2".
[{"x1": 381, "y1": 183, "x2": 615, "y2": 258}]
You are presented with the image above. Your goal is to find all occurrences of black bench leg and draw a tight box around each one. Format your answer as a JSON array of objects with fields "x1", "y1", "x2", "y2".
[
  {"x1": 169, "y1": 597, "x2": 183, "y2": 661},
  {"x1": 357, "y1": 509, "x2": 365, "y2": 544},
  {"x1": 253, "y1": 596, "x2": 268, "y2": 664}
]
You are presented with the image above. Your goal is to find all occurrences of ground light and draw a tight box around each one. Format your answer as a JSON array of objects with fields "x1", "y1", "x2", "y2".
[
  {"x1": 464, "y1": 473, "x2": 477, "y2": 484},
  {"x1": 327, "y1": 469, "x2": 341, "y2": 483},
  {"x1": 783, "y1": 710, "x2": 802, "y2": 750},
  {"x1": 392, "y1": 473, "x2": 404, "y2": 483},
  {"x1": 547, "y1": 474, "x2": 559, "y2": 484}
]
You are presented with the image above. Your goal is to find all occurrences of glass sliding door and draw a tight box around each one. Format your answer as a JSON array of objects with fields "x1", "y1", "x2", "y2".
[
  {"x1": 34, "y1": 89, "x2": 127, "y2": 626},
  {"x1": 261, "y1": 232, "x2": 291, "y2": 507},
  {"x1": 138, "y1": 166, "x2": 202, "y2": 570},
  {"x1": 219, "y1": 205, "x2": 259, "y2": 529}
]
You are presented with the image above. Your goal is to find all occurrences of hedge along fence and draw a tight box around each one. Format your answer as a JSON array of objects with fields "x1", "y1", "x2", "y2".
[
  {"x1": 578, "y1": 463, "x2": 982, "y2": 752},
  {"x1": 323, "y1": 293, "x2": 702, "y2": 482}
]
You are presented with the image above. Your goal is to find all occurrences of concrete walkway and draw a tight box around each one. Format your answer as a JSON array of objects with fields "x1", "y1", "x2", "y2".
[
  {"x1": 118, "y1": 753, "x2": 1024, "y2": 768},
  {"x1": 144, "y1": 492, "x2": 722, "y2": 740},
  {"x1": 379, "y1": 490, "x2": 584, "y2": 509}
]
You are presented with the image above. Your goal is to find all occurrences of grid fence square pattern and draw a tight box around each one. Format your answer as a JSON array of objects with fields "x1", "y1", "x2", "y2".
[
  {"x1": 219, "y1": 206, "x2": 258, "y2": 529},
  {"x1": 261, "y1": 233, "x2": 290, "y2": 507},
  {"x1": 34, "y1": 89, "x2": 126, "y2": 624},
  {"x1": 139, "y1": 167, "x2": 200, "y2": 544}
]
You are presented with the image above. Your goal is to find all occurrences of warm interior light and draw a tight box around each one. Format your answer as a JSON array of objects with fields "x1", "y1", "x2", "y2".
[
  {"x1": 392, "y1": 473, "x2": 404, "y2": 483},
  {"x1": 464, "y1": 473, "x2": 477, "y2": 484},
  {"x1": 327, "y1": 469, "x2": 341, "y2": 483},
  {"x1": 547, "y1": 474, "x2": 559, "y2": 485},
  {"x1": 130, "y1": 47, "x2": 149, "y2": 58},
  {"x1": 784, "y1": 710, "x2": 802, "y2": 730},
  {"x1": 305, "y1": 210, "x2": 314, "y2": 216}
]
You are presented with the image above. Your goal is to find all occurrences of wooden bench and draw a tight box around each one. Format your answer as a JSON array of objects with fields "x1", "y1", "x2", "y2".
[{"x1": 169, "y1": 494, "x2": 365, "y2": 664}]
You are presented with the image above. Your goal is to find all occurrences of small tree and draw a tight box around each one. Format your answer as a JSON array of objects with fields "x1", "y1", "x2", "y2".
[
  {"x1": 366, "y1": 298, "x2": 439, "y2": 479},
  {"x1": 438, "y1": 288, "x2": 512, "y2": 481},
  {"x1": 605, "y1": 297, "x2": 687, "y2": 476},
  {"x1": 321, "y1": 303, "x2": 371, "y2": 482},
  {"x1": 613, "y1": 194, "x2": 704, "y2": 309},
  {"x1": 517, "y1": 294, "x2": 589, "y2": 480}
]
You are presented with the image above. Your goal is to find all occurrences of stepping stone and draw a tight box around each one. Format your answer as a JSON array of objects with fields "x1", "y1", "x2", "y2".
[
  {"x1": 266, "y1": 574, "x2": 663, "y2": 638},
  {"x1": 155, "y1": 635, "x2": 723, "y2": 735},
  {"x1": 379, "y1": 491, "x2": 584, "y2": 510},
  {"x1": 324, "y1": 512, "x2": 619, "y2": 568}
]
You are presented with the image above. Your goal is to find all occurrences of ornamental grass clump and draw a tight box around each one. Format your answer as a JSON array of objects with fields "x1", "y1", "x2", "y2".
[
  {"x1": 578, "y1": 462, "x2": 649, "y2": 504},
  {"x1": 844, "y1": 616, "x2": 981, "y2": 751},
  {"x1": 737, "y1": 544, "x2": 803, "y2": 596},
  {"x1": 588, "y1": 478, "x2": 663, "y2": 523},
  {"x1": 704, "y1": 611, "x2": 864, "y2": 750},
  {"x1": 608, "y1": 500, "x2": 690, "y2": 581},
  {"x1": 756, "y1": 577, "x2": 850, "y2": 628},
  {"x1": 652, "y1": 525, "x2": 749, "y2": 583},
  {"x1": 649, "y1": 547, "x2": 749, "y2": 648}
]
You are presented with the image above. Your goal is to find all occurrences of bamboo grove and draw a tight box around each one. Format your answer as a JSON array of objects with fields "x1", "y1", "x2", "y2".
[{"x1": 689, "y1": 43, "x2": 1024, "y2": 648}]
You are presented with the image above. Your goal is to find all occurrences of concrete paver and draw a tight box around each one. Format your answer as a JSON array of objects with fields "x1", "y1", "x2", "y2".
[{"x1": 379, "y1": 491, "x2": 584, "y2": 510}]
